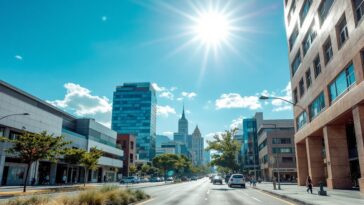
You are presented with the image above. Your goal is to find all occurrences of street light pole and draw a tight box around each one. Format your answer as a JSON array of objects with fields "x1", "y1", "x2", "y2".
[
  {"x1": 259, "y1": 96, "x2": 305, "y2": 112},
  {"x1": 0, "y1": 113, "x2": 30, "y2": 121},
  {"x1": 276, "y1": 152, "x2": 281, "y2": 190}
]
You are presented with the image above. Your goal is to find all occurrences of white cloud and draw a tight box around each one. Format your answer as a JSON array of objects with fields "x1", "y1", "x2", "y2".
[
  {"x1": 47, "y1": 83, "x2": 112, "y2": 127},
  {"x1": 156, "y1": 105, "x2": 176, "y2": 117},
  {"x1": 215, "y1": 93, "x2": 261, "y2": 110},
  {"x1": 159, "y1": 91, "x2": 174, "y2": 100},
  {"x1": 204, "y1": 132, "x2": 225, "y2": 148},
  {"x1": 101, "y1": 16, "x2": 107, "y2": 21},
  {"x1": 152, "y1": 83, "x2": 166, "y2": 92},
  {"x1": 181, "y1": 92, "x2": 197, "y2": 99},
  {"x1": 15, "y1": 55, "x2": 23, "y2": 60},
  {"x1": 271, "y1": 82, "x2": 293, "y2": 112},
  {"x1": 176, "y1": 97, "x2": 183, "y2": 101},
  {"x1": 203, "y1": 100, "x2": 213, "y2": 110},
  {"x1": 162, "y1": 131, "x2": 174, "y2": 138},
  {"x1": 230, "y1": 116, "x2": 244, "y2": 130}
]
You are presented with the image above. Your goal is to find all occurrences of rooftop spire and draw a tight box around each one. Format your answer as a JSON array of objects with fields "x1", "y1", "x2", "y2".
[{"x1": 181, "y1": 103, "x2": 186, "y2": 119}]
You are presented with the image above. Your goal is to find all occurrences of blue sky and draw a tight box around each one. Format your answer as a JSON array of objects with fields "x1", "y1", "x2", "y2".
[{"x1": 0, "y1": 0, "x2": 293, "y2": 143}]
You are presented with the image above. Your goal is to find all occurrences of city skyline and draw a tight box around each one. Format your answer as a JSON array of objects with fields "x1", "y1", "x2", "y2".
[{"x1": 0, "y1": 0, "x2": 293, "y2": 146}]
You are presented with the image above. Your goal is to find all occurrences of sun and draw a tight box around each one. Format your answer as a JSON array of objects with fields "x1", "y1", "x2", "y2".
[{"x1": 193, "y1": 11, "x2": 231, "y2": 47}]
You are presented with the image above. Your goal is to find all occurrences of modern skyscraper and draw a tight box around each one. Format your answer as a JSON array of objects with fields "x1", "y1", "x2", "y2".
[
  {"x1": 174, "y1": 106, "x2": 189, "y2": 144},
  {"x1": 284, "y1": 0, "x2": 364, "y2": 192},
  {"x1": 241, "y1": 115, "x2": 260, "y2": 177},
  {"x1": 112, "y1": 83, "x2": 157, "y2": 161},
  {"x1": 191, "y1": 125, "x2": 204, "y2": 166}
]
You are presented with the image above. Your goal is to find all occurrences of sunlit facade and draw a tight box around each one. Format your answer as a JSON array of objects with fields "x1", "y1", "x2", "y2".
[
  {"x1": 284, "y1": 0, "x2": 364, "y2": 192},
  {"x1": 112, "y1": 83, "x2": 157, "y2": 161}
]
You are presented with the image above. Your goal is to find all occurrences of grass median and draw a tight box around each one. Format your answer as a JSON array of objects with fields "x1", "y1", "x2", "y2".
[{"x1": 2, "y1": 185, "x2": 150, "y2": 205}]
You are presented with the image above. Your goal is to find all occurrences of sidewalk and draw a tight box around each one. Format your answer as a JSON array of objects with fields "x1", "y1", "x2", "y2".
[{"x1": 253, "y1": 182, "x2": 364, "y2": 205}]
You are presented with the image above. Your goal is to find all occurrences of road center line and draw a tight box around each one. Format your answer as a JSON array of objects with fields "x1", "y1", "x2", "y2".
[
  {"x1": 254, "y1": 189, "x2": 296, "y2": 205},
  {"x1": 251, "y1": 197, "x2": 262, "y2": 202}
]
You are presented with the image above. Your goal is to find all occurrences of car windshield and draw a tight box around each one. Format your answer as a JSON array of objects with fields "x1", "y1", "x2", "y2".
[{"x1": 232, "y1": 175, "x2": 244, "y2": 178}]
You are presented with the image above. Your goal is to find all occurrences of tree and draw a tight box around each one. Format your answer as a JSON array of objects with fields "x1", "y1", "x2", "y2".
[
  {"x1": 80, "y1": 147, "x2": 102, "y2": 187},
  {"x1": 152, "y1": 154, "x2": 180, "y2": 179},
  {"x1": 205, "y1": 129, "x2": 241, "y2": 173},
  {"x1": 129, "y1": 164, "x2": 137, "y2": 176},
  {"x1": 0, "y1": 131, "x2": 69, "y2": 192},
  {"x1": 141, "y1": 164, "x2": 150, "y2": 176},
  {"x1": 64, "y1": 148, "x2": 86, "y2": 183}
]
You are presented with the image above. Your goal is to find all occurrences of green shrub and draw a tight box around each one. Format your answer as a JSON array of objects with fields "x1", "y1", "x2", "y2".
[
  {"x1": 99, "y1": 185, "x2": 119, "y2": 193},
  {"x1": 77, "y1": 190, "x2": 106, "y2": 205}
]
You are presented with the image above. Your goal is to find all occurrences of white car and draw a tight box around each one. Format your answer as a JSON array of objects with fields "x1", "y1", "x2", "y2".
[{"x1": 228, "y1": 174, "x2": 245, "y2": 188}]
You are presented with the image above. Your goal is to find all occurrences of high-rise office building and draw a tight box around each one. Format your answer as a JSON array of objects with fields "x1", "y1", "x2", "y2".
[
  {"x1": 174, "y1": 106, "x2": 189, "y2": 144},
  {"x1": 241, "y1": 115, "x2": 260, "y2": 177},
  {"x1": 112, "y1": 83, "x2": 157, "y2": 161},
  {"x1": 283, "y1": 0, "x2": 364, "y2": 191},
  {"x1": 191, "y1": 126, "x2": 204, "y2": 166}
]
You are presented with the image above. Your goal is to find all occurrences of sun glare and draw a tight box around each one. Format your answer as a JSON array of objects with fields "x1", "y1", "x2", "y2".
[{"x1": 193, "y1": 11, "x2": 231, "y2": 46}]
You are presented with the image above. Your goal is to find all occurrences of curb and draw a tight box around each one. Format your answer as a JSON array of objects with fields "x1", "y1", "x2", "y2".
[{"x1": 255, "y1": 188, "x2": 314, "y2": 205}]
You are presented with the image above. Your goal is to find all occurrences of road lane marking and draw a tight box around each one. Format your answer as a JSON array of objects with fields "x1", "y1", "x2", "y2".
[
  {"x1": 136, "y1": 198, "x2": 155, "y2": 205},
  {"x1": 251, "y1": 197, "x2": 262, "y2": 202},
  {"x1": 255, "y1": 190, "x2": 296, "y2": 205}
]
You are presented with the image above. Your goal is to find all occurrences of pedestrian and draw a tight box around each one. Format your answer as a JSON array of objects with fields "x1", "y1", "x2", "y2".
[
  {"x1": 252, "y1": 177, "x2": 257, "y2": 187},
  {"x1": 272, "y1": 177, "x2": 277, "y2": 190},
  {"x1": 62, "y1": 175, "x2": 67, "y2": 185},
  {"x1": 249, "y1": 176, "x2": 252, "y2": 187},
  {"x1": 306, "y1": 176, "x2": 313, "y2": 194},
  {"x1": 45, "y1": 175, "x2": 50, "y2": 185}
]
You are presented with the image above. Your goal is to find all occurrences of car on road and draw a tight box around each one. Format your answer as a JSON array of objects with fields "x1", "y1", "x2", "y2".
[
  {"x1": 191, "y1": 176, "x2": 198, "y2": 181},
  {"x1": 150, "y1": 177, "x2": 161, "y2": 182},
  {"x1": 212, "y1": 176, "x2": 223, "y2": 185},
  {"x1": 140, "y1": 178, "x2": 149, "y2": 183},
  {"x1": 166, "y1": 177, "x2": 174, "y2": 182},
  {"x1": 228, "y1": 174, "x2": 245, "y2": 188},
  {"x1": 120, "y1": 176, "x2": 140, "y2": 184}
]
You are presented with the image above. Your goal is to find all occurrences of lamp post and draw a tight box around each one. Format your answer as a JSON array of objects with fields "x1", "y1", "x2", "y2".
[
  {"x1": 0, "y1": 113, "x2": 30, "y2": 121},
  {"x1": 259, "y1": 96, "x2": 305, "y2": 112}
]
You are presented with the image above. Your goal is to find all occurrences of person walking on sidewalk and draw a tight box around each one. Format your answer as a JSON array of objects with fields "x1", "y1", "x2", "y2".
[{"x1": 306, "y1": 176, "x2": 313, "y2": 194}]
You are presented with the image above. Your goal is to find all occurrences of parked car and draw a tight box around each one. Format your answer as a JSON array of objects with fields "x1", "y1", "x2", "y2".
[
  {"x1": 166, "y1": 177, "x2": 174, "y2": 182},
  {"x1": 120, "y1": 176, "x2": 140, "y2": 184},
  {"x1": 228, "y1": 174, "x2": 245, "y2": 188},
  {"x1": 140, "y1": 178, "x2": 149, "y2": 183},
  {"x1": 191, "y1": 176, "x2": 198, "y2": 181},
  {"x1": 212, "y1": 176, "x2": 223, "y2": 185},
  {"x1": 150, "y1": 177, "x2": 161, "y2": 182},
  {"x1": 181, "y1": 176, "x2": 189, "y2": 181}
]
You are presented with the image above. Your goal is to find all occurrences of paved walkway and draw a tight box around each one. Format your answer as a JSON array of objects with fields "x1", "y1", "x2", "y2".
[{"x1": 253, "y1": 182, "x2": 364, "y2": 205}]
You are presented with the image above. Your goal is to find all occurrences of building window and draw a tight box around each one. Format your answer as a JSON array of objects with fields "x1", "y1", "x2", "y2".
[
  {"x1": 273, "y1": 147, "x2": 294, "y2": 154},
  {"x1": 318, "y1": 0, "x2": 335, "y2": 25},
  {"x1": 282, "y1": 157, "x2": 294, "y2": 163},
  {"x1": 0, "y1": 127, "x2": 4, "y2": 137},
  {"x1": 291, "y1": 51, "x2": 302, "y2": 76},
  {"x1": 130, "y1": 154, "x2": 134, "y2": 163},
  {"x1": 300, "y1": 0, "x2": 312, "y2": 24},
  {"x1": 272, "y1": 138, "x2": 291, "y2": 144},
  {"x1": 289, "y1": 25, "x2": 299, "y2": 50},
  {"x1": 336, "y1": 15, "x2": 349, "y2": 48},
  {"x1": 302, "y1": 21, "x2": 317, "y2": 55},
  {"x1": 329, "y1": 63, "x2": 356, "y2": 102},
  {"x1": 258, "y1": 139, "x2": 267, "y2": 151},
  {"x1": 130, "y1": 141, "x2": 134, "y2": 149},
  {"x1": 305, "y1": 69, "x2": 312, "y2": 88},
  {"x1": 309, "y1": 92, "x2": 325, "y2": 120},
  {"x1": 293, "y1": 88, "x2": 298, "y2": 104},
  {"x1": 323, "y1": 37, "x2": 333, "y2": 64},
  {"x1": 353, "y1": 0, "x2": 364, "y2": 22},
  {"x1": 288, "y1": 0, "x2": 296, "y2": 25},
  {"x1": 299, "y1": 78, "x2": 305, "y2": 97},
  {"x1": 313, "y1": 55, "x2": 322, "y2": 77},
  {"x1": 296, "y1": 111, "x2": 307, "y2": 130}
]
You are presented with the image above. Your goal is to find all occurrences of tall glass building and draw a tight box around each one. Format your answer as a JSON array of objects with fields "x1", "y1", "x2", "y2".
[
  {"x1": 242, "y1": 117, "x2": 260, "y2": 177},
  {"x1": 111, "y1": 83, "x2": 156, "y2": 161}
]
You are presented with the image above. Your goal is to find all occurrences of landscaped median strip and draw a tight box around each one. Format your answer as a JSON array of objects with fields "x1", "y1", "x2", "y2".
[{"x1": 1, "y1": 185, "x2": 150, "y2": 205}]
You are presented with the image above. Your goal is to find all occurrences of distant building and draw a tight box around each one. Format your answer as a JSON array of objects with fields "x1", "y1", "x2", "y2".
[
  {"x1": 159, "y1": 141, "x2": 183, "y2": 155},
  {"x1": 116, "y1": 134, "x2": 136, "y2": 177},
  {"x1": 203, "y1": 150, "x2": 211, "y2": 165},
  {"x1": 191, "y1": 126, "x2": 204, "y2": 166},
  {"x1": 241, "y1": 115, "x2": 260, "y2": 177},
  {"x1": 256, "y1": 113, "x2": 296, "y2": 182},
  {"x1": 111, "y1": 83, "x2": 157, "y2": 161},
  {"x1": 173, "y1": 106, "x2": 188, "y2": 145},
  {"x1": 156, "y1": 135, "x2": 171, "y2": 148}
]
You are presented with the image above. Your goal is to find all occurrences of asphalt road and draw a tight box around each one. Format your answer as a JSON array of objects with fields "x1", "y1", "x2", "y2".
[{"x1": 138, "y1": 178, "x2": 295, "y2": 205}]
